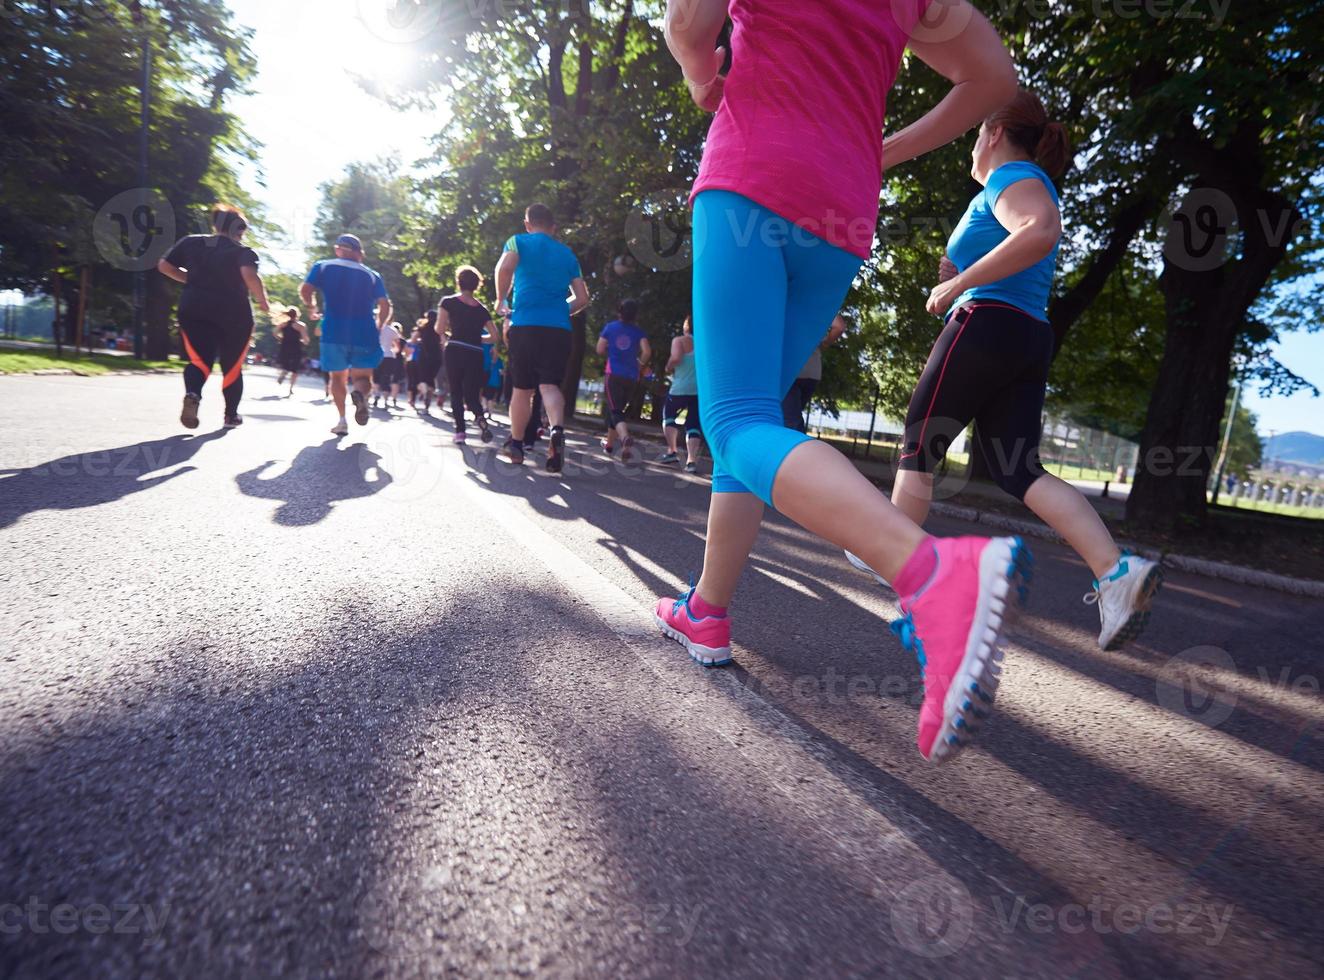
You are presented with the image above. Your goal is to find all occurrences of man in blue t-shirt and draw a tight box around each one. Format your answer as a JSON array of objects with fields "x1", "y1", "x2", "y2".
[
  {"x1": 595, "y1": 298, "x2": 652, "y2": 461},
  {"x1": 299, "y1": 233, "x2": 392, "y2": 436},
  {"x1": 493, "y1": 203, "x2": 589, "y2": 473}
]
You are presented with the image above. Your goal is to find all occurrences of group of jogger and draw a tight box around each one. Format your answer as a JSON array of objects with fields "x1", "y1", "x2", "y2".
[{"x1": 156, "y1": 0, "x2": 1163, "y2": 766}]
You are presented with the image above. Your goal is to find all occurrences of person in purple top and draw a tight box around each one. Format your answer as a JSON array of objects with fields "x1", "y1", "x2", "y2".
[{"x1": 596, "y1": 298, "x2": 652, "y2": 462}]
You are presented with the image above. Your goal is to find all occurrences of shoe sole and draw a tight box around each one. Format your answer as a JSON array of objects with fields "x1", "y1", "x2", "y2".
[
  {"x1": 929, "y1": 536, "x2": 1033, "y2": 765},
  {"x1": 1101, "y1": 563, "x2": 1165, "y2": 651},
  {"x1": 504, "y1": 446, "x2": 524, "y2": 465},
  {"x1": 352, "y1": 391, "x2": 369, "y2": 426},
  {"x1": 653, "y1": 612, "x2": 732, "y2": 667},
  {"x1": 180, "y1": 399, "x2": 199, "y2": 430}
]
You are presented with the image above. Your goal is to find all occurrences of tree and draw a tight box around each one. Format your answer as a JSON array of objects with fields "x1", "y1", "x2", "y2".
[
  {"x1": 1019, "y1": 1, "x2": 1321, "y2": 529},
  {"x1": 0, "y1": 0, "x2": 259, "y2": 357},
  {"x1": 392, "y1": 0, "x2": 710, "y2": 407},
  {"x1": 310, "y1": 162, "x2": 433, "y2": 321}
]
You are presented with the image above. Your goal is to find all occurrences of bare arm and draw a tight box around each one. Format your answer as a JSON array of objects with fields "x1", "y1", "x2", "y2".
[
  {"x1": 639, "y1": 338, "x2": 652, "y2": 368},
  {"x1": 240, "y1": 265, "x2": 270, "y2": 314},
  {"x1": 568, "y1": 277, "x2": 590, "y2": 317},
  {"x1": 480, "y1": 320, "x2": 495, "y2": 343},
  {"x1": 821, "y1": 314, "x2": 847, "y2": 348},
  {"x1": 595, "y1": 334, "x2": 609, "y2": 357},
  {"x1": 298, "y1": 282, "x2": 320, "y2": 320},
  {"x1": 495, "y1": 250, "x2": 519, "y2": 315},
  {"x1": 666, "y1": 335, "x2": 685, "y2": 372},
  {"x1": 664, "y1": 0, "x2": 727, "y2": 111},
  {"x1": 882, "y1": 0, "x2": 1018, "y2": 172},
  {"x1": 926, "y1": 179, "x2": 1060, "y2": 315},
  {"x1": 296, "y1": 320, "x2": 310, "y2": 343},
  {"x1": 375, "y1": 297, "x2": 392, "y2": 330},
  {"x1": 157, "y1": 259, "x2": 187, "y2": 284}
]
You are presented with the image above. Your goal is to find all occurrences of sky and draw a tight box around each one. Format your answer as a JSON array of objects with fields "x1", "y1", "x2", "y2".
[{"x1": 222, "y1": 0, "x2": 447, "y2": 274}]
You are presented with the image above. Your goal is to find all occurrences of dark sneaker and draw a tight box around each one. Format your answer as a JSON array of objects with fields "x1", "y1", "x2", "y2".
[
  {"x1": 502, "y1": 438, "x2": 524, "y2": 465},
  {"x1": 479, "y1": 422, "x2": 494, "y2": 443},
  {"x1": 684, "y1": 461, "x2": 698, "y2": 474},
  {"x1": 223, "y1": 414, "x2": 243, "y2": 428},
  {"x1": 546, "y1": 427, "x2": 565, "y2": 473},
  {"x1": 180, "y1": 393, "x2": 201, "y2": 430},
  {"x1": 351, "y1": 389, "x2": 369, "y2": 426},
  {"x1": 659, "y1": 452, "x2": 680, "y2": 465}
]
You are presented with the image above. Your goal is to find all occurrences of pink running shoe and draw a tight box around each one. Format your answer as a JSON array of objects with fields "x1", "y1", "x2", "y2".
[
  {"x1": 654, "y1": 589, "x2": 732, "y2": 666},
  {"x1": 892, "y1": 536, "x2": 1032, "y2": 764},
  {"x1": 453, "y1": 431, "x2": 467, "y2": 445}
]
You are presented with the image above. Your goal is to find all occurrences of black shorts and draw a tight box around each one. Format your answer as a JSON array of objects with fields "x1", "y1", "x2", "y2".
[
  {"x1": 899, "y1": 301, "x2": 1053, "y2": 500},
  {"x1": 663, "y1": 393, "x2": 702, "y2": 437},
  {"x1": 278, "y1": 349, "x2": 303, "y2": 374},
  {"x1": 508, "y1": 325, "x2": 572, "y2": 389},
  {"x1": 605, "y1": 374, "x2": 638, "y2": 426}
]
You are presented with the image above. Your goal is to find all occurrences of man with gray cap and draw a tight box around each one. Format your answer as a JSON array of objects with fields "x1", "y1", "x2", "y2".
[{"x1": 300, "y1": 233, "x2": 392, "y2": 435}]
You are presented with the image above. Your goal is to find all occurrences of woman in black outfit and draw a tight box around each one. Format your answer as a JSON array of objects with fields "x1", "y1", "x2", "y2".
[
  {"x1": 437, "y1": 265, "x2": 496, "y2": 445},
  {"x1": 157, "y1": 204, "x2": 270, "y2": 429},
  {"x1": 273, "y1": 306, "x2": 309, "y2": 397},
  {"x1": 415, "y1": 310, "x2": 444, "y2": 412}
]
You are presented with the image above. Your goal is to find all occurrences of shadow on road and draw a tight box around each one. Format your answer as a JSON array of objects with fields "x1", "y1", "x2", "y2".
[
  {"x1": 235, "y1": 438, "x2": 393, "y2": 526},
  {"x1": 0, "y1": 431, "x2": 227, "y2": 530}
]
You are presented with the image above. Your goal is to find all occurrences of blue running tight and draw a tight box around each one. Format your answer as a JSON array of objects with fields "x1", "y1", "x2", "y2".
[{"x1": 692, "y1": 190, "x2": 863, "y2": 504}]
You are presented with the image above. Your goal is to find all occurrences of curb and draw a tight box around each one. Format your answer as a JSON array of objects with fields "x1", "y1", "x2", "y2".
[{"x1": 931, "y1": 502, "x2": 1324, "y2": 598}]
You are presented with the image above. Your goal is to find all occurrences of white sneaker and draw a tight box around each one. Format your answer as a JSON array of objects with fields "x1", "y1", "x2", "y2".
[
  {"x1": 844, "y1": 550, "x2": 893, "y2": 590},
  {"x1": 331, "y1": 419, "x2": 349, "y2": 436},
  {"x1": 1084, "y1": 552, "x2": 1164, "y2": 650}
]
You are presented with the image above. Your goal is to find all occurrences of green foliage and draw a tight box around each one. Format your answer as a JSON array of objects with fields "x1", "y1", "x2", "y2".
[
  {"x1": 0, "y1": 0, "x2": 258, "y2": 346},
  {"x1": 1222, "y1": 396, "x2": 1263, "y2": 480},
  {"x1": 310, "y1": 162, "x2": 433, "y2": 321}
]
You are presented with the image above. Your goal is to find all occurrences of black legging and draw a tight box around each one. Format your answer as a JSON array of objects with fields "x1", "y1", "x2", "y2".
[
  {"x1": 445, "y1": 343, "x2": 486, "y2": 434},
  {"x1": 180, "y1": 315, "x2": 252, "y2": 416},
  {"x1": 898, "y1": 301, "x2": 1053, "y2": 500}
]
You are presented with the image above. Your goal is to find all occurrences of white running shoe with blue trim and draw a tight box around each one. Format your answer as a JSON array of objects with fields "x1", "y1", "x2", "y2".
[{"x1": 1085, "y1": 552, "x2": 1163, "y2": 650}]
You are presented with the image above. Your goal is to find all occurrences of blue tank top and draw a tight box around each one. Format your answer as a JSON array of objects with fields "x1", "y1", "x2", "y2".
[
  {"x1": 670, "y1": 344, "x2": 697, "y2": 396},
  {"x1": 946, "y1": 161, "x2": 1059, "y2": 321}
]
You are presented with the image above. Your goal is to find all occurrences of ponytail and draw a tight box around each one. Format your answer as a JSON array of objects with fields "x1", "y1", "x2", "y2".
[
  {"x1": 1034, "y1": 121, "x2": 1071, "y2": 179},
  {"x1": 986, "y1": 89, "x2": 1072, "y2": 179}
]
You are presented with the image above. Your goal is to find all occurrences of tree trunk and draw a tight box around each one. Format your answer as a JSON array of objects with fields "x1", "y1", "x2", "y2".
[
  {"x1": 561, "y1": 309, "x2": 587, "y2": 417},
  {"x1": 1124, "y1": 286, "x2": 1233, "y2": 529},
  {"x1": 51, "y1": 271, "x2": 63, "y2": 356},
  {"x1": 1126, "y1": 188, "x2": 1298, "y2": 530},
  {"x1": 144, "y1": 268, "x2": 173, "y2": 360}
]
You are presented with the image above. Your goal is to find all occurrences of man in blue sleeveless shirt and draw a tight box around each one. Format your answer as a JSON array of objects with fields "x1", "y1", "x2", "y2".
[{"x1": 493, "y1": 203, "x2": 589, "y2": 473}]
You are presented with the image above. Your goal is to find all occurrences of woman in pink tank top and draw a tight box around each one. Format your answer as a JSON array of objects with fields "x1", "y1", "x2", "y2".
[{"x1": 654, "y1": 0, "x2": 1040, "y2": 765}]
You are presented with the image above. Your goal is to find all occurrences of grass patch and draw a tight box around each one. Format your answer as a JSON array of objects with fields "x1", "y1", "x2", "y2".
[{"x1": 0, "y1": 350, "x2": 176, "y2": 375}]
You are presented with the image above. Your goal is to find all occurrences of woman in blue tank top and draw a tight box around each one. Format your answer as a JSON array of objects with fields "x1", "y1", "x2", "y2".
[
  {"x1": 852, "y1": 89, "x2": 1162, "y2": 651},
  {"x1": 661, "y1": 315, "x2": 703, "y2": 473}
]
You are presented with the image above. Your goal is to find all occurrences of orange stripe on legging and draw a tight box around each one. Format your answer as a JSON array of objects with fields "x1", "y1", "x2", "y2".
[
  {"x1": 180, "y1": 331, "x2": 211, "y2": 379},
  {"x1": 222, "y1": 331, "x2": 251, "y2": 389}
]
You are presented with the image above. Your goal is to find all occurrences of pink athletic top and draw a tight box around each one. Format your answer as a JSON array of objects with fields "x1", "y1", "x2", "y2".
[{"x1": 691, "y1": 0, "x2": 932, "y2": 259}]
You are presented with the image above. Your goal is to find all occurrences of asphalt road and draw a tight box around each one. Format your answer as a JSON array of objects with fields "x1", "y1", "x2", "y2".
[{"x1": 1, "y1": 369, "x2": 1321, "y2": 979}]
